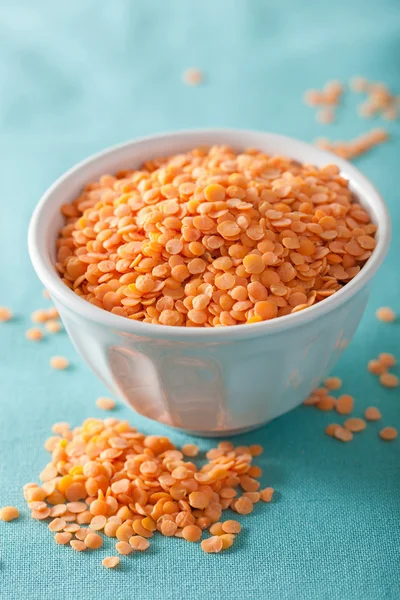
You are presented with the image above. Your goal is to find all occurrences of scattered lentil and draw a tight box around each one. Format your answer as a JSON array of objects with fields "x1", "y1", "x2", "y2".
[
  {"x1": 48, "y1": 518, "x2": 66, "y2": 532},
  {"x1": 115, "y1": 541, "x2": 132, "y2": 555},
  {"x1": 379, "y1": 427, "x2": 398, "y2": 441},
  {"x1": 222, "y1": 520, "x2": 241, "y2": 534},
  {"x1": 25, "y1": 328, "x2": 43, "y2": 341},
  {"x1": 129, "y1": 536, "x2": 150, "y2": 551},
  {"x1": 325, "y1": 423, "x2": 340, "y2": 437},
  {"x1": 364, "y1": 407, "x2": 382, "y2": 421},
  {"x1": 96, "y1": 397, "x2": 116, "y2": 411},
  {"x1": 31, "y1": 309, "x2": 48, "y2": 323},
  {"x1": 260, "y1": 488, "x2": 274, "y2": 503},
  {"x1": 315, "y1": 128, "x2": 389, "y2": 160},
  {"x1": 344, "y1": 418, "x2": 366, "y2": 432},
  {"x1": 324, "y1": 377, "x2": 342, "y2": 390},
  {"x1": 379, "y1": 373, "x2": 399, "y2": 388},
  {"x1": 333, "y1": 427, "x2": 353, "y2": 442},
  {"x1": 102, "y1": 556, "x2": 120, "y2": 569},
  {"x1": 316, "y1": 395, "x2": 336, "y2": 411},
  {"x1": 56, "y1": 146, "x2": 376, "y2": 327},
  {"x1": 183, "y1": 68, "x2": 203, "y2": 86},
  {"x1": 182, "y1": 444, "x2": 199, "y2": 457},
  {"x1": 376, "y1": 307, "x2": 396, "y2": 322},
  {"x1": 50, "y1": 356, "x2": 69, "y2": 370},
  {"x1": 378, "y1": 353, "x2": 396, "y2": 368},
  {"x1": 0, "y1": 307, "x2": 13, "y2": 322},
  {"x1": 70, "y1": 540, "x2": 86, "y2": 552},
  {"x1": 335, "y1": 394, "x2": 354, "y2": 415},
  {"x1": 368, "y1": 359, "x2": 387, "y2": 375},
  {"x1": 54, "y1": 532, "x2": 72, "y2": 545},
  {"x1": 45, "y1": 320, "x2": 62, "y2": 333},
  {"x1": 0, "y1": 506, "x2": 19, "y2": 521},
  {"x1": 201, "y1": 536, "x2": 223, "y2": 553}
]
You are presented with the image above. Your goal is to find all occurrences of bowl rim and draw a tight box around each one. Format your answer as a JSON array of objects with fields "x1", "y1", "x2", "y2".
[{"x1": 28, "y1": 128, "x2": 391, "y2": 341}]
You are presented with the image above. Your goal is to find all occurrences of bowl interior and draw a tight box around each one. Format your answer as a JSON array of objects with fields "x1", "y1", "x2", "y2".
[{"x1": 29, "y1": 129, "x2": 391, "y2": 340}]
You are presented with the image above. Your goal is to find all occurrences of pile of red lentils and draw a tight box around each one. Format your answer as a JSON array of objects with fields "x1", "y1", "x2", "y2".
[
  {"x1": 55, "y1": 146, "x2": 376, "y2": 326},
  {"x1": 3, "y1": 419, "x2": 273, "y2": 566}
]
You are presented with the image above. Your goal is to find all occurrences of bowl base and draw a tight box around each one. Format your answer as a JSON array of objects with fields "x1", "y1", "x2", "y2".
[{"x1": 180, "y1": 422, "x2": 267, "y2": 438}]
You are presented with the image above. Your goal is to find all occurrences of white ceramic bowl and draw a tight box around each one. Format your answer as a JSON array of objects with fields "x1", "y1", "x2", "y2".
[{"x1": 28, "y1": 129, "x2": 391, "y2": 436}]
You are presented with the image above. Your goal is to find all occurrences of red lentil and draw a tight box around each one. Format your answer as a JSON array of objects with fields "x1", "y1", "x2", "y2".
[
  {"x1": 0, "y1": 506, "x2": 19, "y2": 521},
  {"x1": 333, "y1": 427, "x2": 353, "y2": 442},
  {"x1": 368, "y1": 359, "x2": 387, "y2": 375},
  {"x1": 335, "y1": 394, "x2": 354, "y2": 415},
  {"x1": 260, "y1": 488, "x2": 274, "y2": 503},
  {"x1": 324, "y1": 377, "x2": 342, "y2": 390},
  {"x1": 102, "y1": 556, "x2": 120, "y2": 568},
  {"x1": 0, "y1": 307, "x2": 13, "y2": 322},
  {"x1": 201, "y1": 536, "x2": 223, "y2": 553},
  {"x1": 182, "y1": 68, "x2": 203, "y2": 86},
  {"x1": 364, "y1": 407, "x2": 382, "y2": 421},
  {"x1": 376, "y1": 307, "x2": 396, "y2": 323},
  {"x1": 316, "y1": 396, "x2": 336, "y2": 411},
  {"x1": 45, "y1": 320, "x2": 62, "y2": 333},
  {"x1": 50, "y1": 356, "x2": 69, "y2": 370},
  {"x1": 379, "y1": 427, "x2": 398, "y2": 441},
  {"x1": 325, "y1": 423, "x2": 340, "y2": 437},
  {"x1": 222, "y1": 520, "x2": 241, "y2": 534},
  {"x1": 344, "y1": 418, "x2": 366, "y2": 433},
  {"x1": 378, "y1": 353, "x2": 396, "y2": 368},
  {"x1": 129, "y1": 535, "x2": 150, "y2": 550},
  {"x1": 379, "y1": 373, "x2": 399, "y2": 388},
  {"x1": 85, "y1": 533, "x2": 103, "y2": 549},
  {"x1": 25, "y1": 328, "x2": 43, "y2": 341},
  {"x1": 95, "y1": 397, "x2": 116, "y2": 411},
  {"x1": 54, "y1": 532, "x2": 72, "y2": 545},
  {"x1": 56, "y1": 146, "x2": 376, "y2": 327}
]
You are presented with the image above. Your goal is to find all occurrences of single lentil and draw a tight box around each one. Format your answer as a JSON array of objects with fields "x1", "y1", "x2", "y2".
[
  {"x1": 201, "y1": 536, "x2": 223, "y2": 553},
  {"x1": 378, "y1": 353, "x2": 396, "y2": 368},
  {"x1": 368, "y1": 359, "x2": 387, "y2": 375},
  {"x1": 364, "y1": 407, "x2": 382, "y2": 421},
  {"x1": 96, "y1": 397, "x2": 116, "y2": 411},
  {"x1": 25, "y1": 328, "x2": 43, "y2": 341},
  {"x1": 70, "y1": 540, "x2": 86, "y2": 552},
  {"x1": 54, "y1": 532, "x2": 72, "y2": 545},
  {"x1": 335, "y1": 394, "x2": 354, "y2": 415},
  {"x1": 379, "y1": 373, "x2": 399, "y2": 388},
  {"x1": 0, "y1": 307, "x2": 13, "y2": 322},
  {"x1": 324, "y1": 377, "x2": 342, "y2": 390},
  {"x1": 50, "y1": 356, "x2": 69, "y2": 370},
  {"x1": 129, "y1": 535, "x2": 150, "y2": 550},
  {"x1": 0, "y1": 506, "x2": 19, "y2": 521},
  {"x1": 344, "y1": 418, "x2": 366, "y2": 432},
  {"x1": 260, "y1": 488, "x2": 275, "y2": 503},
  {"x1": 376, "y1": 307, "x2": 396, "y2": 322},
  {"x1": 182, "y1": 68, "x2": 203, "y2": 86},
  {"x1": 333, "y1": 427, "x2": 353, "y2": 442},
  {"x1": 45, "y1": 320, "x2": 62, "y2": 333},
  {"x1": 379, "y1": 427, "x2": 398, "y2": 441},
  {"x1": 222, "y1": 520, "x2": 241, "y2": 534},
  {"x1": 102, "y1": 556, "x2": 120, "y2": 568},
  {"x1": 116, "y1": 541, "x2": 133, "y2": 555}
]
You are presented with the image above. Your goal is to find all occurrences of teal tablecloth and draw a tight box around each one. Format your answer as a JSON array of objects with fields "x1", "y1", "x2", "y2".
[{"x1": 1, "y1": 1, "x2": 399, "y2": 599}]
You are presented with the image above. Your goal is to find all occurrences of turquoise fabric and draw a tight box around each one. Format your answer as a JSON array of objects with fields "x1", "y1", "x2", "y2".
[{"x1": 0, "y1": 1, "x2": 399, "y2": 598}]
